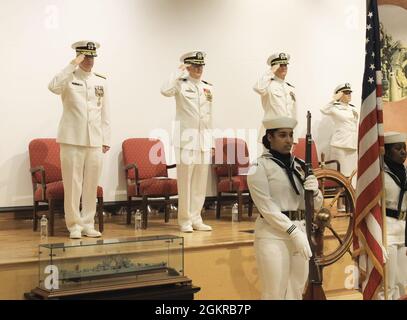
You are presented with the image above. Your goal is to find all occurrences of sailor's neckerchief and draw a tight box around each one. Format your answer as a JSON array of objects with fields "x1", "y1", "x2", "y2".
[
  {"x1": 263, "y1": 149, "x2": 304, "y2": 195},
  {"x1": 384, "y1": 157, "x2": 407, "y2": 245}
]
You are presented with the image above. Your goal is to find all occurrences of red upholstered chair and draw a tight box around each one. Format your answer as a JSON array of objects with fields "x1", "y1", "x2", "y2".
[
  {"x1": 291, "y1": 138, "x2": 321, "y2": 170},
  {"x1": 122, "y1": 138, "x2": 177, "y2": 229},
  {"x1": 28, "y1": 139, "x2": 104, "y2": 236},
  {"x1": 213, "y1": 138, "x2": 253, "y2": 221}
]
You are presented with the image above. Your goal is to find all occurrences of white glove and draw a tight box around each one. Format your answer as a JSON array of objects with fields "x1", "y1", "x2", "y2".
[
  {"x1": 303, "y1": 175, "x2": 319, "y2": 193},
  {"x1": 178, "y1": 63, "x2": 191, "y2": 71},
  {"x1": 290, "y1": 227, "x2": 312, "y2": 260},
  {"x1": 333, "y1": 91, "x2": 344, "y2": 101},
  {"x1": 71, "y1": 54, "x2": 85, "y2": 66}
]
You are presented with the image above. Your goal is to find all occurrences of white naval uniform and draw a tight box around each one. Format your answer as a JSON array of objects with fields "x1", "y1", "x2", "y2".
[
  {"x1": 161, "y1": 70, "x2": 213, "y2": 229},
  {"x1": 376, "y1": 164, "x2": 407, "y2": 300},
  {"x1": 48, "y1": 64, "x2": 111, "y2": 233},
  {"x1": 247, "y1": 153, "x2": 323, "y2": 300},
  {"x1": 253, "y1": 70, "x2": 297, "y2": 142},
  {"x1": 320, "y1": 101, "x2": 358, "y2": 177}
]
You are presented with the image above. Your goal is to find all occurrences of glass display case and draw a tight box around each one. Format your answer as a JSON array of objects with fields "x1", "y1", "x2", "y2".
[{"x1": 36, "y1": 235, "x2": 185, "y2": 294}]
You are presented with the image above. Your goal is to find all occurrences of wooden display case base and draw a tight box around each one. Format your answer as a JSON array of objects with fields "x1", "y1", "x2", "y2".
[{"x1": 25, "y1": 276, "x2": 200, "y2": 300}]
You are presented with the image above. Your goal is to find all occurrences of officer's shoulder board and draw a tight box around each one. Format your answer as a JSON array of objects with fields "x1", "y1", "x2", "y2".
[
  {"x1": 333, "y1": 102, "x2": 341, "y2": 106},
  {"x1": 349, "y1": 103, "x2": 356, "y2": 108},
  {"x1": 179, "y1": 78, "x2": 188, "y2": 82},
  {"x1": 286, "y1": 82, "x2": 295, "y2": 88},
  {"x1": 94, "y1": 72, "x2": 107, "y2": 79},
  {"x1": 202, "y1": 80, "x2": 213, "y2": 86}
]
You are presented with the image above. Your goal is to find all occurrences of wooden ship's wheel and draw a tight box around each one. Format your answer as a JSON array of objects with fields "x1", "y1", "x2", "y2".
[{"x1": 312, "y1": 168, "x2": 356, "y2": 267}]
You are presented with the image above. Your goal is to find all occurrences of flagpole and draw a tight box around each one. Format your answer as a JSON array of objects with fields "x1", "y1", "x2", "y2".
[{"x1": 379, "y1": 152, "x2": 388, "y2": 300}]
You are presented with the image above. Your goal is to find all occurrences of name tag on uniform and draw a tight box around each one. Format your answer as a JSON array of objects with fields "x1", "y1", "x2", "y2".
[
  {"x1": 71, "y1": 82, "x2": 83, "y2": 86},
  {"x1": 95, "y1": 86, "x2": 104, "y2": 97},
  {"x1": 185, "y1": 89, "x2": 195, "y2": 93}
]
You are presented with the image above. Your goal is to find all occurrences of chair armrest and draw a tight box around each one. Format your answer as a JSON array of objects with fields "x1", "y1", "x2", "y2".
[
  {"x1": 124, "y1": 163, "x2": 140, "y2": 184},
  {"x1": 213, "y1": 163, "x2": 234, "y2": 190},
  {"x1": 30, "y1": 165, "x2": 44, "y2": 174},
  {"x1": 319, "y1": 160, "x2": 341, "y2": 172},
  {"x1": 30, "y1": 166, "x2": 46, "y2": 200}
]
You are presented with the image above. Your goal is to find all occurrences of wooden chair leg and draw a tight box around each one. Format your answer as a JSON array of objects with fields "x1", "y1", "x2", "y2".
[
  {"x1": 49, "y1": 199, "x2": 55, "y2": 236},
  {"x1": 237, "y1": 191, "x2": 243, "y2": 222},
  {"x1": 97, "y1": 197, "x2": 104, "y2": 233},
  {"x1": 216, "y1": 193, "x2": 222, "y2": 219},
  {"x1": 164, "y1": 196, "x2": 170, "y2": 223},
  {"x1": 33, "y1": 201, "x2": 38, "y2": 231},
  {"x1": 248, "y1": 195, "x2": 253, "y2": 217},
  {"x1": 142, "y1": 196, "x2": 148, "y2": 229},
  {"x1": 126, "y1": 197, "x2": 132, "y2": 225}
]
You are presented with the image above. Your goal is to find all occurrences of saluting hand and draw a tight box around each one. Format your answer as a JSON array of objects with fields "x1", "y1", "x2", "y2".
[
  {"x1": 71, "y1": 54, "x2": 85, "y2": 66},
  {"x1": 179, "y1": 63, "x2": 191, "y2": 71},
  {"x1": 102, "y1": 145, "x2": 110, "y2": 154},
  {"x1": 333, "y1": 92, "x2": 344, "y2": 101}
]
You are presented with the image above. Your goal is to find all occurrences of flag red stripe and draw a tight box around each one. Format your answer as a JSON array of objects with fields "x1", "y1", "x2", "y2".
[
  {"x1": 356, "y1": 176, "x2": 382, "y2": 211},
  {"x1": 363, "y1": 268, "x2": 382, "y2": 300},
  {"x1": 358, "y1": 109, "x2": 381, "y2": 139},
  {"x1": 357, "y1": 142, "x2": 380, "y2": 177}
]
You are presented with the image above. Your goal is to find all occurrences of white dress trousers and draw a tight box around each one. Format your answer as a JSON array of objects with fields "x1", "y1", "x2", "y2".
[
  {"x1": 175, "y1": 148, "x2": 211, "y2": 228},
  {"x1": 60, "y1": 143, "x2": 102, "y2": 232}
]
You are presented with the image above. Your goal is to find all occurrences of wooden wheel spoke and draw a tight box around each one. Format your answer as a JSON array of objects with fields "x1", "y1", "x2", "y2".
[
  {"x1": 327, "y1": 224, "x2": 343, "y2": 245},
  {"x1": 327, "y1": 190, "x2": 343, "y2": 209},
  {"x1": 327, "y1": 224, "x2": 353, "y2": 258}
]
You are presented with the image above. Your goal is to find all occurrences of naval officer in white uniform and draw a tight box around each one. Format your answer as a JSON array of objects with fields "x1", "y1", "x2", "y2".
[
  {"x1": 247, "y1": 116, "x2": 323, "y2": 300},
  {"x1": 161, "y1": 51, "x2": 213, "y2": 233},
  {"x1": 253, "y1": 52, "x2": 298, "y2": 143},
  {"x1": 320, "y1": 83, "x2": 358, "y2": 178},
  {"x1": 48, "y1": 40, "x2": 111, "y2": 239},
  {"x1": 376, "y1": 132, "x2": 407, "y2": 300}
]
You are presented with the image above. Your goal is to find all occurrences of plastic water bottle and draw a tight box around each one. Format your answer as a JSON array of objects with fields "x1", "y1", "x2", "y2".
[
  {"x1": 135, "y1": 210, "x2": 142, "y2": 231},
  {"x1": 40, "y1": 215, "x2": 48, "y2": 240},
  {"x1": 232, "y1": 203, "x2": 239, "y2": 222}
]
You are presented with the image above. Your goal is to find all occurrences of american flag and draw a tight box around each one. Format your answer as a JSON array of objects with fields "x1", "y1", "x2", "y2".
[{"x1": 353, "y1": 0, "x2": 386, "y2": 300}]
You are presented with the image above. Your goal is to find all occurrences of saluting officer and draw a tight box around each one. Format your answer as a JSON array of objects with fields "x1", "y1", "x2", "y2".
[
  {"x1": 247, "y1": 116, "x2": 323, "y2": 300},
  {"x1": 320, "y1": 83, "x2": 359, "y2": 178},
  {"x1": 377, "y1": 132, "x2": 407, "y2": 300},
  {"x1": 253, "y1": 53, "x2": 298, "y2": 142},
  {"x1": 48, "y1": 40, "x2": 111, "y2": 239},
  {"x1": 161, "y1": 51, "x2": 213, "y2": 233}
]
